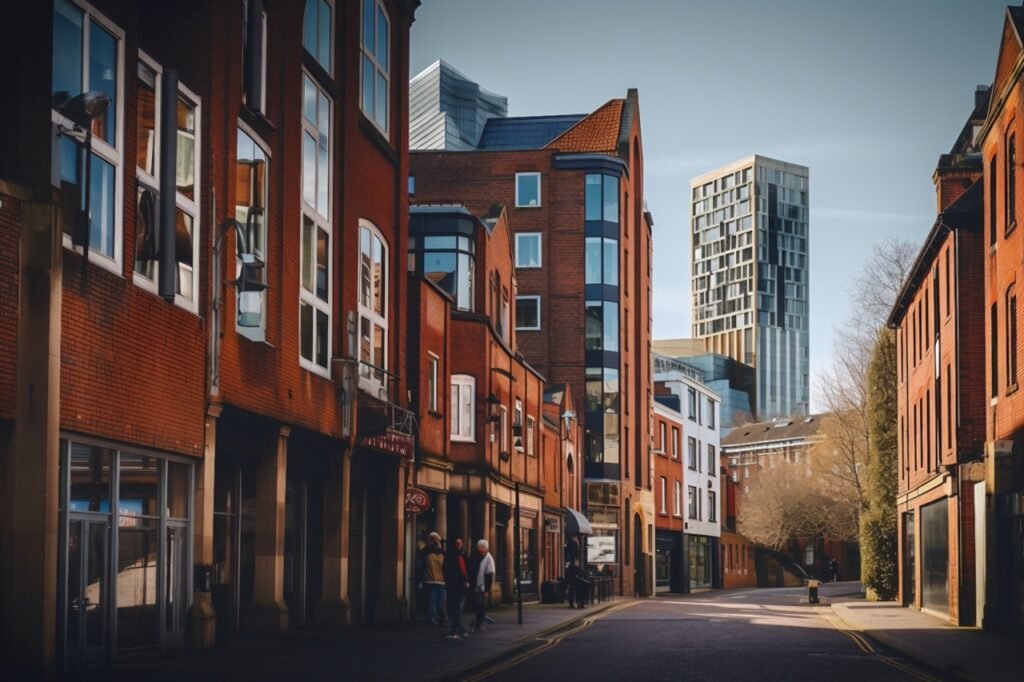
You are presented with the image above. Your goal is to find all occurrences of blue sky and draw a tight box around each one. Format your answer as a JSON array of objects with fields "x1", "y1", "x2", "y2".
[{"x1": 410, "y1": 0, "x2": 1011, "y2": 409}]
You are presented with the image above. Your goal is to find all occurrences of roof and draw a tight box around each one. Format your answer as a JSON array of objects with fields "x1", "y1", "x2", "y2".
[
  {"x1": 476, "y1": 115, "x2": 584, "y2": 151},
  {"x1": 887, "y1": 180, "x2": 983, "y2": 328},
  {"x1": 545, "y1": 99, "x2": 624, "y2": 154},
  {"x1": 721, "y1": 414, "x2": 826, "y2": 448},
  {"x1": 544, "y1": 383, "x2": 567, "y2": 406}
]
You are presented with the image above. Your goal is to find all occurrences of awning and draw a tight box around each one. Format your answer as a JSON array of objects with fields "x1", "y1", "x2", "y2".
[{"x1": 564, "y1": 508, "x2": 593, "y2": 536}]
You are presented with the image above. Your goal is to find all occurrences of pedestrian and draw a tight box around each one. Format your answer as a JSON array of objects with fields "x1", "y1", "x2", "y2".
[
  {"x1": 417, "y1": 531, "x2": 446, "y2": 625},
  {"x1": 469, "y1": 538, "x2": 495, "y2": 633},
  {"x1": 444, "y1": 537, "x2": 470, "y2": 639},
  {"x1": 565, "y1": 559, "x2": 586, "y2": 609},
  {"x1": 829, "y1": 558, "x2": 840, "y2": 583}
]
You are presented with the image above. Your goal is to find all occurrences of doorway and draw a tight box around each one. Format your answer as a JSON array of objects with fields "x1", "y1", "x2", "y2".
[
  {"x1": 903, "y1": 512, "x2": 916, "y2": 606},
  {"x1": 633, "y1": 514, "x2": 645, "y2": 596},
  {"x1": 65, "y1": 516, "x2": 111, "y2": 667}
]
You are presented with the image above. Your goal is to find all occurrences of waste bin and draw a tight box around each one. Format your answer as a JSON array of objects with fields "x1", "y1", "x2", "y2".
[{"x1": 807, "y1": 579, "x2": 820, "y2": 604}]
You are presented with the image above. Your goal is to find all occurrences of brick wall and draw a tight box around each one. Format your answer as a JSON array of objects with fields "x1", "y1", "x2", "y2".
[{"x1": 0, "y1": 191, "x2": 21, "y2": 420}]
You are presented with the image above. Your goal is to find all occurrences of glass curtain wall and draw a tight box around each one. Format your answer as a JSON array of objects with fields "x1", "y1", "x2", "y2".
[{"x1": 60, "y1": 439, "x2": 193, "y2": 667}]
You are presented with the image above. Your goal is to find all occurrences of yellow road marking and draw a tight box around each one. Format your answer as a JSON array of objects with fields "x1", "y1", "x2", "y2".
[{"x1": 817, "y1": 608, "x2": 940, "y2": 682}]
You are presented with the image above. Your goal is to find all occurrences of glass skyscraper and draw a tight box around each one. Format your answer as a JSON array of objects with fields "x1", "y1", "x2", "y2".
[
  {"x1": 690, "y1": 156, "x2": 809, "y2": 420},
  {"x1": 409, "y1": 60, "x2": 508, "y2": 151}
]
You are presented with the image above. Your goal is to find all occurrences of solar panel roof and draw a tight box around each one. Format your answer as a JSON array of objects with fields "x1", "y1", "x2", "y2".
[{"x1": 476, "y1": 115, "x2": 585, "y2": 151}]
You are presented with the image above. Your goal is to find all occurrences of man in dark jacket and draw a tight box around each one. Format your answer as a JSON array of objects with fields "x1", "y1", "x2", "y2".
[{"x1": 444, "y1": 537, "x2": 470, "y2": 639}]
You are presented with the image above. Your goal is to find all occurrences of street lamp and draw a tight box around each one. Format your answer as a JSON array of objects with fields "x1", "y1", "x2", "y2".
[{"x1": 56, "y1": 90, "x2": 111, "y2": 263}]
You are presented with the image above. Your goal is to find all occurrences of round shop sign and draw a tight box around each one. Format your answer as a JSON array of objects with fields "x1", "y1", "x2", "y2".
[{"x1": 405, "y1": 486, "x2": 431, "y2": 514}]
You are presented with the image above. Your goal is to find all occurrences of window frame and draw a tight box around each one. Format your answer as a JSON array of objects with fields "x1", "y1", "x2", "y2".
[
  {"x1": 53, "y1": 0, "x2": 125, "y2": 275},
  {"x1": 360, "y1": 0, "x2": 390, "y2": 135},
  {"x1": 526, "y1": 415, "x2": 536, "y2": 457},
  {"x1": 303, "y1": 0, "x2": 334, "y2": 75},
  {"x1": 132, "y1": 53, "x2": 200, "y2": 314},
  {"x1": 1007, "y1": 130, "x2": 1017, "y2": 235},
  {"x1": 450, "y1": 374, "x2": 475, "y2": 442},
  {"x1": 299, "y1": 69, "x2": 333, "y2": 375},
  {"x1": 358, "y1": 220, "x2": 390, "y2": 395},
  {"x1": 514, "y1": 399, "x2": 524, "y2": 452},
  {"x1": 500, "y1": 405, "x2": 509, "y2": 454},
  {"x1": 1008, "y1": 284, "x2": 1018, "y2": 392},
  {"x1": 515, "y1": 172, "x2": 541, "y2": 208},
  {"x1": 673, "y1": 480, "x2": 682, "y2": 517},
  {"x1": 514, "y1": 231, "x2": 542, "y2": 268},
  {"x1": 657, "y1": 422, "x2": 666, "y2": 455},
  {"x1": 708, "y1": 443, "x2": 717, "y2": 474},
  {"x1": 659, "y1": 476, "x2": 667, "y2": 515},
  {"x1": 235, "y1": 122, "x2": 270, "y2": 343},
  {"x1": 427, "y1": 353, "x2": 439, "y2": 413},
  {"x1": 687, "y1": 436, "x2": 698, "y2": 471},
  {"x1": 688, "y1": 485, "x2": 698, "y2": 519},
  {"x1": 515, "y1": 295, "x2": 541, "y2": 331},
  {"x1": 708, "y1": 490, "x2": 717, "y2": 523},
  {"x1": 671, "y1": 427, "x2": 680, "y2": 460}
]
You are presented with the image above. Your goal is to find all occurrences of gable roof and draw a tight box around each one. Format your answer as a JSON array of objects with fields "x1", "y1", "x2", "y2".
[
  {"x1": 544, "y1": 99, "x2": 624, "y2": 154},
  {"x1": 477, "y1": 115, "x2": 584, "y2": 151},
  {"x1": 721, "y1": 415, "x2": 826, "y2": 448}
]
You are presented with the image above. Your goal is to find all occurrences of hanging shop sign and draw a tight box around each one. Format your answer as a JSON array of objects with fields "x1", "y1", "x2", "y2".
[
  {"x1": 405, "y1": 486, "x2": 431, "y2": 514},
  {"x1": 360, "y1": 431, "x2": 415, "y2": 460}
]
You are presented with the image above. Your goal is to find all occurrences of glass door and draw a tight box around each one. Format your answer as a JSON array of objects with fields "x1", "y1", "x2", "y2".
[
  {"x1": 67, "y1": 516, "x2": 110, "y2": 666},
  {"x1": 165, "y1": 523, "x2": 190, "y2": 646}
]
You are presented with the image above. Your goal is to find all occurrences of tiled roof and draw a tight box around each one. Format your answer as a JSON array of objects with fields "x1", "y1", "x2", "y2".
[
  {"x1": 477, "y1": 115, "x2": 584, "y2": 151},
  {"x1": 544, "y1": 99, "x2": 624, "y2": 153},
  {"x1": 721, "y1": 415, "x2": 826, "y2": 448}
]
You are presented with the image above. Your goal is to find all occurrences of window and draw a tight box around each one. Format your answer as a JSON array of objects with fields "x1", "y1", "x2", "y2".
[
  {"x1": 708, "y1": 491, "x2": 717, "y2": 523},
  {"x1": 990, "y1": 156, "x2": 998, "y2": 247},
  {"x1": 360, "y1": 0, "x2": 390, "y2": 133},
  {"x1": 688, "y1": 436, "x2": 697, "y2": 470},
  {"x1": 500, "y1": 405, "x2": 509, "y2": 454},
  {"x1": 516, "y1": 296, "x2": 541, "y2": 331},
  {"x1": 688, "y1": 485, "x2": 698, "y2": 519},
  {"x1": 708, "y1": 444, "x2": 716, "y2": 474},
  {"x1": 515, "y1": 172, "x2": 541, "y2": 207},
  {"x1": 992, "y1": 303, "x2": 999, "y2": 398},
  {"x1": 708, "y1": 398, "x2": 716, "y2": 429},
  {"x1": 416, "y1": 234, "x2": 475, "y2": 311},
  {"x1": 359, "y1": 222, "x2": 389, "y2": 393},
  {"x1": 133, "y1": 55, "x2": 201, "y2": 311},
  {"x1": 515, "y1": 232, "x2": 542, "y2": 268},
  {"x1": 52, "y1": 0, "x2": 123, "y2": 270},
  {"x1": 687, "y1": 388, "x2": 697, "y2": 420},
  {"x1": 236, "y1": 127, "x2": 269, "y2": 341},
  {"x1": 450, "y1": 375, "x2": 475, "y2": 441},
  {"x1": 673, "y1": 480, "x2": 682, "y2": 516},
  {"x1": 585, "y1": 173, "x2": 619, "y2": 222},
  {"x1": 658, "y1": 423, "x2": 666, "y2": 453},
  {"x1": 671, "y1": 427, "x2": 680, "y2": 459},
  {"x1": 303, "y1": 0, "x2": 333, "y2": 73},
  {"x1": 1008, "y1": 132, "x2": 1017, "y2": 231},
  {"x1": 242, "y1": 0, "x2": 267, "y2": 112},
  {"x1": 427, "y1": 354, "x2": 439, "y2": 413},
  {"x1": 659, "y1": 477, "x2": 667, "y2": 514},
  {"x1": 300, "y1": 73, "x2": 332, "y2": 372},
  {"x1": 1009, "y1": 285, "x2": 1018, "y2": 390},
  {"x1": 514, "y1": 399, "x2": 524, "y2": 452},
  {"x1": 526, "y1": 416, "x2": 536, "y2": 456}
]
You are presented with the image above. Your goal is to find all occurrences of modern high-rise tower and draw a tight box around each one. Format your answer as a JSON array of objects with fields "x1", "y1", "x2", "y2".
[
  {"x1": 690, "y1": 156, "x2": 809, "y2": 420},
  {"x1": 409, "y1": 60, "x2": 508, "y2": 151}
]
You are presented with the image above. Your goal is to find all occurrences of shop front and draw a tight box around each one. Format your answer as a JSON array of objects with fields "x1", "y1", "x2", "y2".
[
  {"x1": 655, "y1": 531, "x2": 683, "y2": 593},
  {"x1": 686, "y1": 534, "x2": 713, "y2": 591},
  {"x1": 59, "y1": 437, "x2": 194, "y2": 668}
]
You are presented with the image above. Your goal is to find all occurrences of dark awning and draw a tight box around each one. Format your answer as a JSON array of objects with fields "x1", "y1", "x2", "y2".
[{"x1": 564, "y1": 508, "x2": 593, "y2": 536}]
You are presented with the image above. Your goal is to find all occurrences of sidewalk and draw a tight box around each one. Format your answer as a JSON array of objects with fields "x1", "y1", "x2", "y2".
[
  {"x1": 74, "y1": 599, "x2": 624, "y2": 682},
  {"x1": 829, "y1": 595, "x2": 1022, "y2": 682}
]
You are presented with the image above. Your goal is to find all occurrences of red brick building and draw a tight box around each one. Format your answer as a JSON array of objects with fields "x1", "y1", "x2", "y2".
[
  {"x1": 0, "y1": 0, "x2": 420, "y2": 675},
  {"x1": 653, "y1": 400, "x2": 686, "y2": 592},
  {"x1": 978, "y1": 4, "x2": 1024, "y2": 632},
  {"x1": 409, "y1": 89, "x2": 655, "y2": 597},
  {"x1": 889, "y1": 89, "x2": 987, "y2": 625}
]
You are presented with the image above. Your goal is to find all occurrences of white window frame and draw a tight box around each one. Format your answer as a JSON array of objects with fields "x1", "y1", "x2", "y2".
[
  {"x1": 708, "y1": 490, "x2": 717, "y2": 523},
  {"x1": 53, "y1": 0, "x2": 125, "y2": 276},
  {"x1": 450, "y1": 374, "x2": 475, "y2": 442},
  {"x1": 526, "y1": 415, "x2": 536, "y2": 456},
  {"x1": 299, "y1": 70, "x2": 332, "y2": 376},
  {"x1": 672, "y1": 427, "x2": 680, "y2": 460},
  {"x1": 514, "y1": 232, "x2": 542, "y2": 268},
  {"x1": 515, "y1": 172, "x2": 541, "y2": 208},
  {"x1": 236, "y1": 122, "x2": 270, "y2": 343},
  {"x1": 358, "y1": 220, "x2": 389, "y2": 395},
  {"x1": 674, "y1": 480, "x2": 682, "y2": 517},
  {"x1": 427, "y1": 353, "x2": 439, "y2": 413},
  {"x1": 657, "y1": 423, "x2": 666, "y2": 455},
  {"x1": 303, "y1": 0, "x2": 334, "y2": 74},
  {"x1": 360, "y1": 0, "x2": 390, "y2": 135},
  {"x1": 515, "y1": 295, "x2": 541, "y2": 331},
  {"x1": 659, "y1": 477, "x2": 667, "y2": 514},
  {"x1": 132, "y1": 52, "x2": 201, "y2": 314},
  {"x1": 514, "y1": 399, "x2": 524, "y2": 452},
  {"x1": 500, "y1": 405, "x2": 509, "y2": 454},
  {"x1": 688, "y1": 485, "x2": 698, "y2": 519}
]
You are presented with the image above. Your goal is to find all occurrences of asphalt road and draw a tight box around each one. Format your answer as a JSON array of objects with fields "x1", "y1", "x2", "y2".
[{"x1": 473, "y1": 584, "x2": 949, "y2": 682}]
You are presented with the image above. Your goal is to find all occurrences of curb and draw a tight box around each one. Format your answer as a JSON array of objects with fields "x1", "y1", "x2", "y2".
[
  {"x1": 825, "y1": 604, "x2": 975, "y2": 682},
  {"x1": 435, "y1": 599, "x2": 626, "y2": 681}
]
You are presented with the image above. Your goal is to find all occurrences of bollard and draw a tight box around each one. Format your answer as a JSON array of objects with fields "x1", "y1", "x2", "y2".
[{"x1": 807, "y1": 579, "x2": 820, "y2": 604}]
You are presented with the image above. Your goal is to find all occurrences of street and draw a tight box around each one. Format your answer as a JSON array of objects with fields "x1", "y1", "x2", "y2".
[{"x1": 471, "y1": 585, "x2": 947, "y2": 682}]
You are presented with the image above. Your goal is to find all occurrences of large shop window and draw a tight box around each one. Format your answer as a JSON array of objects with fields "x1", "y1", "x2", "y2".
[
  {"x1": 134, "y1": 54, "x2": 201, "y2": 310},
  {"x1": 52, "y1": 0, "x2": 123, "y2": 271},
  {"x1": 60, "y1": 439, "x2": 193, "y2": 665},
  {"x1": 360, "y1": 0, "x2": 390, "y2": 134},
  {"x1": 300, "y1": 73, "x2": 332, "y2": 373},
  {"x1": 451, "y1": 374, "x2": 475, "y2": 441},
  {"x1": 236, "y1": 127, "x2": 269, "y2": 341},
  {"x1": 359, "y1": 221, "x2": 389, "y2": 395}
]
